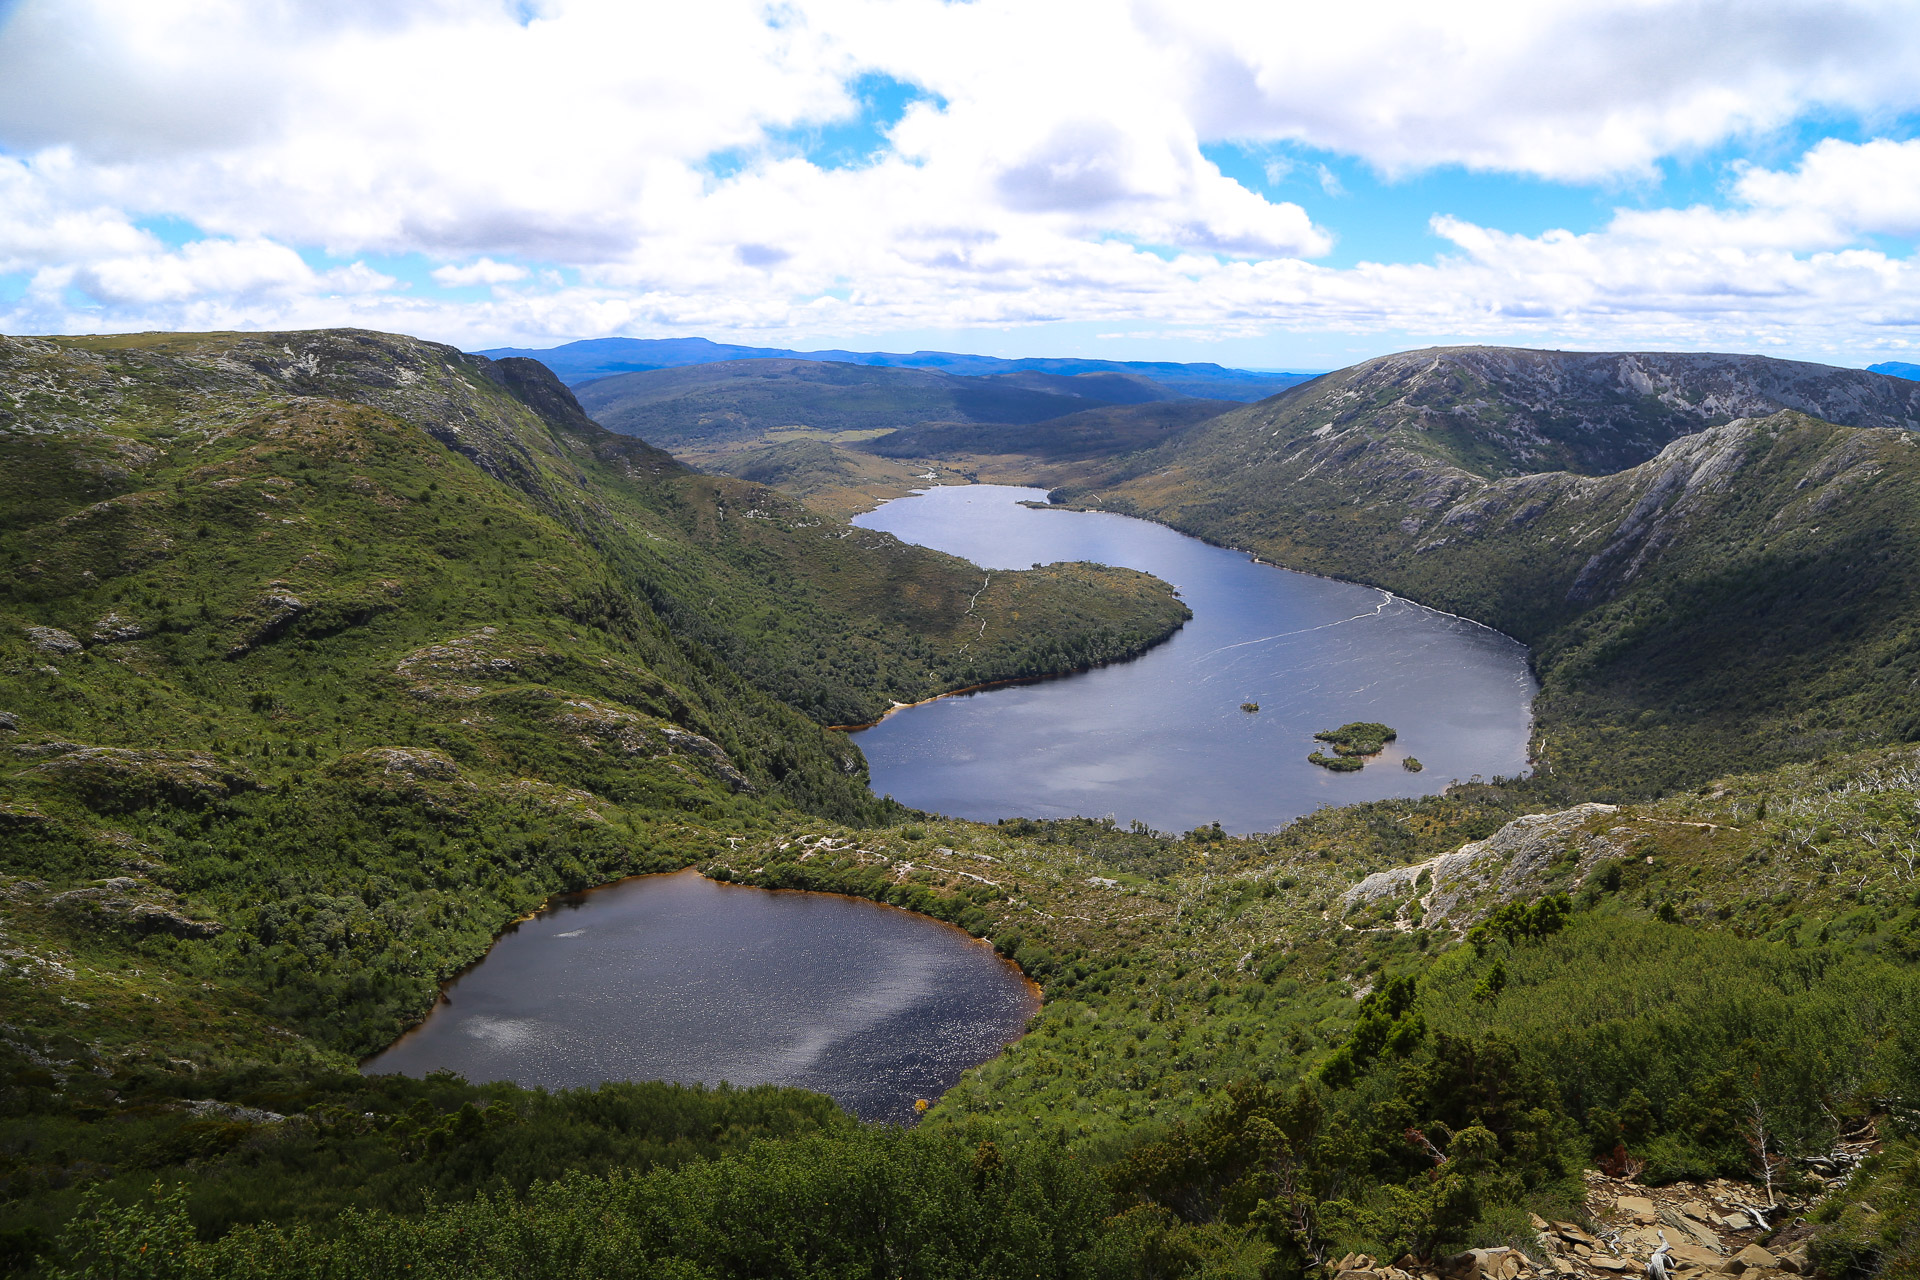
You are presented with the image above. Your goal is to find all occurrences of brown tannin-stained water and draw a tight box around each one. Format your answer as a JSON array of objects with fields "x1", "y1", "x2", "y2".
[
  {"x1": 851, "y1": 485, "x2": 1537, "y2": 834},
  {"x1": 363, "y1": 870, "x2": 1039, "y2": 1123}
]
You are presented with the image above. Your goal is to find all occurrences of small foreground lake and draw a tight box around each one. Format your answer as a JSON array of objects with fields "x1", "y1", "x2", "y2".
[
  {"x1": 363, "y1": 870, "x2": 1039, "y2": 1123},
  {"x1": 852, "y1": 485, "x2": 1536, "y2": 834}
]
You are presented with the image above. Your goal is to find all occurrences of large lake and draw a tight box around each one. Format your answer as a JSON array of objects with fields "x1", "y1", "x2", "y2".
[
  {"x1": 852, "y1": 485, "x2": 1535, "y2": 834},
  {"x1": 363, "y1": 870, "x2": 1039, "y2": 1122}
]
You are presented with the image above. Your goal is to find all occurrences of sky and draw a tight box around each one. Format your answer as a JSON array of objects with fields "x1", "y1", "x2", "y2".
[{"x1": 2, "y1": 0, "x2": 1918, "y2": 371}]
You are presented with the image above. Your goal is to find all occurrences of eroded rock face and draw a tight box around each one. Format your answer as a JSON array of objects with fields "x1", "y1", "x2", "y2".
[
  {"x1": 224, "y1": 584, "x2": 309, "y2": 658},
  {"x1": 24, "y1": 626, "x2": 81, "y2": 655},
  {"x1": 325, "y1": 747, "x2": 469, "y2": 788},
  {"x1": 395, "y1": 626, "x2": 551, "y2": 690},
  {"x1": 1340, "y1": 802, "x2": 1619, "y2": 931},
  {"x1": 89, "y1": 611, "x2": 149, "y2": 643},
  {"x1": 660, "y1": 724, "x2": 755, "y2": 793},
  {"x1": 361, "y1": 747, "x2": 460, "y2": 780},
  {"x1": 48, "y1": 876, "x2": 222, "y2": 939},
  {"x1": 30, "y1": 746, "x2": 259, "y2": 811},
  {"x1": 185, "y1": 1098, "x2": 285, "y2": 1124}
]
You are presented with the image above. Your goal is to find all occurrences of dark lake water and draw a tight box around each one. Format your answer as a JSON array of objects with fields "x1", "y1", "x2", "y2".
[
  {"x1": 363, "y1": 870, "x2": 1039, "y2": 1122},
  {"x1": 851, "y1": 485, "x2": 1536, "y2": 834}
]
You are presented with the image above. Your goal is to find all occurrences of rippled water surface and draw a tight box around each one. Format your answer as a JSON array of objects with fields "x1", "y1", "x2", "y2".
[
  {"x1": 363, "y1": 870, "x2": 1039, "y2": 1122},
  {"x1": 852, "y1": 485, "x2": 1536, "y2": 834}
]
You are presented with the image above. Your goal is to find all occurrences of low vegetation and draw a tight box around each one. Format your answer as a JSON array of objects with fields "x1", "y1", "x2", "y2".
[{"x1": 1309, "y1": 723, "x2": 1397, "y2": 771}]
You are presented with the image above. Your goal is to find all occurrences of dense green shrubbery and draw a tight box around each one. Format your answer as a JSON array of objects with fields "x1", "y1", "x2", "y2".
[
  {"x1": 0, "y1": 1064, "x2": 850, "y2": 1260},
  {"x1": 48, "y1": 1126, "x2": 1113, "y2": 1280}
]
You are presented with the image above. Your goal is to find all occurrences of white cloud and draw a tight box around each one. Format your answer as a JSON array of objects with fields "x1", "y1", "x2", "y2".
[
  {"x1": 1151, "y1": 0, "x2": 1920, "y2": 181},
  {"x1": 431, "y1": 258, "x2": 529, "y2": 287},
  {"x1": 0, "y1": 150, "x2": 158, "y2": 272},
  {"x1": 59, "y1": 238, "x2": 397, "y2": 306},
  {"x1": 0, "y1": 0, "x2": 1916, "y2": 359}
]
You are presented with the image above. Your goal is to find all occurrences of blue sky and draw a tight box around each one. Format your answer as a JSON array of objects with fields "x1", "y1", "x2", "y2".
[{"x1": 1, "y1": 0, "x2": 1918, "y2": 372}]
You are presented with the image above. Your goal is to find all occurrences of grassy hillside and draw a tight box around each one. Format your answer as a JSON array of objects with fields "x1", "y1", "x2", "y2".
[
  {"x1": 0, "y1": 324, "x2": 1192, "y2": 1057},
  {"x1": 693, "y1": 438, "x2": 943, "y2": 519}
]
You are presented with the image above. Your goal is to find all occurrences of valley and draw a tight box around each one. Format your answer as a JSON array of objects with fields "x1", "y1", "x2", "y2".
[{"x1": 2, "y1": 331, "x2": 1919, "y2": 1280}]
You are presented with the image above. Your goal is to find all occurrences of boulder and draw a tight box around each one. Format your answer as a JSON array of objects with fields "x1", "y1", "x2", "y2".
[
  {"x1": 1662, "y1": 1214, "x2": 1724, "y2": 1251},
  {"x1": 49, "y1": 878, "x2": 222, "y2": 939},
  {"x1": 1616, "y1": 1197, "x2": 1659, "y2": 1225},
  {"x1": 90, "y1": 611, "x2": 148, "y2": 642},
  {"x1": 1670, "y1": 1245, "x2": 1723, "y2": 1271},
  {"x1": 1471, "y1": 1249, "x2": 1523, "y2": 1280},
  {"x1": 1727, "y1": 1247, "x2": 1778, "y2": 1273},
  {"x1": 24, "y1": 626, "x2": 81, "y2": 655}
]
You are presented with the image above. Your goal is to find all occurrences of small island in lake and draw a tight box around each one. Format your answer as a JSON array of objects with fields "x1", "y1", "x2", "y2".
[
  {"x1": 1240, "y1": 701, "x2": 1260, "y2": 713},
  {"x1": 1307, "y1": 721, "x2": 1396, "y2": 772}
]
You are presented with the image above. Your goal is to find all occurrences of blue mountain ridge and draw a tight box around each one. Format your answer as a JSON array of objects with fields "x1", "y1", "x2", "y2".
[
  {"x1": 474, "y1": 336, "x2": 1319, "y2": 402},
  {"x1": 1870, "y1": 361, "x2": 1920, "y2": 381}
]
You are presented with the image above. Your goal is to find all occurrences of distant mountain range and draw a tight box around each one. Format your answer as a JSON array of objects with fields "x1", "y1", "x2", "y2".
[
  {"x1": 474, "y1": 336, "x2": 1317, "y2": 402},
  {"x1": 1871, "y1": 361, "x2": 1920, "y2": 380},
  {"x1": 570, "y1": 357, "x2": 1239, "y2": 454}
]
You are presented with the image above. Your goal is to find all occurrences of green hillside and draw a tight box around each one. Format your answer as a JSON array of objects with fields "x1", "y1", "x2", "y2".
[
  {"x1": 20, "y1": 740, "x2": 1920, "y2": 1277},
  {"x1": 0, "y1": 325, "x2": 1187, "y2": 1049},
  {"x1": 5, "y1": 333, "x2": 1919, "y2": 1280}
]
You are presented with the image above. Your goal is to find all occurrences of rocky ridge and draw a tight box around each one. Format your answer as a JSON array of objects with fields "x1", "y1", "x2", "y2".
[
  {"x1": 1150, "y1": 347, "x2": 1920, "y2": 483},
  {"x1": 1339, "y1": 803, "x2": 1622, "y2": 930},
  {"x1": 1329, "y1": 1152, "x2": 1878, "y2": 1280}
]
